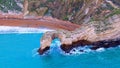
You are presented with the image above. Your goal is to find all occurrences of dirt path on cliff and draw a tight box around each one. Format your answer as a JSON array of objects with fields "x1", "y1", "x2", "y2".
[{"x1": 0, "y1": 14, "x2": 80, "y2": 31}]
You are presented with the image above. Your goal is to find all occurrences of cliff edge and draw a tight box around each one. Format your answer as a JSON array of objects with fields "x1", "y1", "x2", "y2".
[{"x1": 38, "y1": 14, "x2": 120, "y2": 55}]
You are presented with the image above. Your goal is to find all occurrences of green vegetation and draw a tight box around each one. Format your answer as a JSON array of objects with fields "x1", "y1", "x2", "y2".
[
  {"x1": 105, "y1": 9, "x2": 120, "y2": 18},
  {"x1": 47, "y1": 0, "x2": 55, "y2": 2},
  {"x1": 62, "y1": 15, "x2": 69, "y2": 20},
  {"x1": 90, "y1": 8, "x2": 120, "y2": 22},
  {"x1": 0, "y1": 0, "x2": 22, "y2": 12}
]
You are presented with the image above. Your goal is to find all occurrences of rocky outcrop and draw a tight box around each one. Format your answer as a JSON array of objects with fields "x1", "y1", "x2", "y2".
[
  {"x1": 1, "y1": 0, "x2": 120, "y2": 25},
  {"x1": 24, "y1": 0, "x2": 120, "y2": 25},
  {"x1": 38, "y1": 14, "x2": 120, "y2": 55},
  {"x1": 0, "y1": 0, "x2": 120, "y2": 55}
]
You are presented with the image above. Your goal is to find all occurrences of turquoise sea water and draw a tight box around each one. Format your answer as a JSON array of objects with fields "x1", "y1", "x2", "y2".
[{"x1": 0, "y1": 33, "x2": 120, "y2": 68}]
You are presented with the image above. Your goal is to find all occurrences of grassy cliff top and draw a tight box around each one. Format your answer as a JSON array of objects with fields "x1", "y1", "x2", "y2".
[{"x1": 0, "y1": 0, "x2": 23, "y2": 13}]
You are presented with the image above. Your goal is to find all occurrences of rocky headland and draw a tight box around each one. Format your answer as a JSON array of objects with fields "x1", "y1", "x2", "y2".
[
  {"x1": 38, "y1": 14, "x2": 120, "y2": 55},
  {"x1": 0, "y1": 0, "x2": 120, "y2": 55}
]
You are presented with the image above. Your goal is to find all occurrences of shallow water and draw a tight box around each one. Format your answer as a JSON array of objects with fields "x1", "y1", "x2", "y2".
[{"x1": 0, "y1": 33, "x2": 120, "y2": 68}]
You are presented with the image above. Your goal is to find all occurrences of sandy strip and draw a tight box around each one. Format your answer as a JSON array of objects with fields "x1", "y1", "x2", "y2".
[
  {"x1": 0, "y1": 18, "x2": 80, "y2": 31},
  {"x1": 0, "y1": 14, "x2": 80, "y2": 31}
]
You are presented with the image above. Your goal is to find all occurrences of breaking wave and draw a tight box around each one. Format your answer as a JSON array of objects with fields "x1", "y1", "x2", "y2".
[
  {"x1": 32, "y1": 48, "x2": 39, "y2": 57},
  {"x1": 0, "y1": 26, "x2": 54, "y2": 34},
  {"x1": 62, "y1": 46, "x2": 105, "y2": 55}
]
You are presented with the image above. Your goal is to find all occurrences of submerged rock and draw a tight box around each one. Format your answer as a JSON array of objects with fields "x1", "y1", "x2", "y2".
[{"x1": 38, "y1": 14, "x2": 120, "y2": 55}]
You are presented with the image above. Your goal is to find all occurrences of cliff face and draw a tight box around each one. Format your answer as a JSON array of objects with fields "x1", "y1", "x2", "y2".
[
  {"x1": 38, "y1": 14, "x2": 120, "y2": 55},
  {"x1": 0, "y1": 0, "x2": 120, "y2": 25},
  {"x1": 0, "y1": 0, "x2": 120, "y2": 55},
  {"x1": 26, "y1": 0, "x2": 120, "y2": 25}
]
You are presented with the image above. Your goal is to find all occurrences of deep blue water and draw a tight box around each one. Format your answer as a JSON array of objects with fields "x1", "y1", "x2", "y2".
[{"x1": 0, "y1": 33, "x2": 120, "y2": 68}]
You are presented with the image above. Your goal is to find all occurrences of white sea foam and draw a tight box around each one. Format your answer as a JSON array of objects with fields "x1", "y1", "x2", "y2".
[
  {"x1": 66, "y1": 47, "x2": 105, "y2": 55},
  {"x1": 96, "y1": 48, "x2": 105, "y2": 52},
  {"x1": 118, "y1": 45, "x2": 120, "y2": 47},
  {"x1": 0, "y1": 26, "x2": 54, "y2": 34},
  {"x1": 50, "y1": 39, "x2": 61, "y2": 48},
  {"x1": 32, "y1": 48, "x2": 39, "y2": 57},
  {"x1": 63, "y1": 46, "x2": 94, "y2": 55}
]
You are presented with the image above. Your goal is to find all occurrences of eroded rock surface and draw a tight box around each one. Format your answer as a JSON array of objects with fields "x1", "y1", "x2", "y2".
[
  {"x1": 24, "y1": 0, "x2": 120, "y2": 25},
  {"x1": 38, "y1": 14, "x2": 120, "y2": 55}
]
